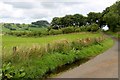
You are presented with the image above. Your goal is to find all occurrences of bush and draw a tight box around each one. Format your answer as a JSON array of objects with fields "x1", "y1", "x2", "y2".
[
  {"x1": 62, "y1": 27, "x2": 75, "y2": 34},
  {"x1": 41, "y1": 31, "x2": 49, "y2": 36},
  {"x1": 51, "y1": 39, "x2": 71, "y2": 53},
  {"x1": 90, "y1": 23, "x2": 99, "y2": 32},
  {"x1": 6, "y1": 31, "x2": 42, "y2": 37},
  {"x1": 1, "y1": 62, "x2": 26, "y2": 79},
  {"x1": 86, "y1": 26, "x2": 91, "y2": 32},
  {"x1": 74, "y1": 28, "x2": 81, "y2": 32},
  {"x1": 80, "y1": 26, "x2": 87, "y2": 31},
  {"x1": 49, "y1": 29, "x2": 62, "y2": 35}
]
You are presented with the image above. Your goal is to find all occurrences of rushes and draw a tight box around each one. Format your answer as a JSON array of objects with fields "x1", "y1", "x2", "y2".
[{"x1": 3, "y1": 36, "x2": 105, "y2": 63}]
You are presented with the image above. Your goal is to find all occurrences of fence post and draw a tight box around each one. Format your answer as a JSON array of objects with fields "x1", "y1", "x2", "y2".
[{"x1": 13, "y1": 46, "x2": 17, "y2": 55}]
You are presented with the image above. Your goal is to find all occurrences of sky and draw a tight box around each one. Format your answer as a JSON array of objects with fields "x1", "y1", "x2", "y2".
[{"x1": 0, "y1": 0, "x2": 117, "y2": 24}]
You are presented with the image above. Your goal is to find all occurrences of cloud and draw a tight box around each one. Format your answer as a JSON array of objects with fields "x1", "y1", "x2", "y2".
[
  {"x1": 4, "y1": 2, "x2": 35, "y2": 9},
  {"x1": 0, "y1": 0, "x2": 117, "y2": 23},
  {"x1": 40, "y1": 2, "x2": 58, "y2": 9}
]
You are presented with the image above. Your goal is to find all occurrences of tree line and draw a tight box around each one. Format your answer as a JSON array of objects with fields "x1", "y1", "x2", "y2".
[
  {"x1": 51, "y1": 1, "x2": 120, "y2": 32},
  {"x1": 2, "y1": 1, "x2": 120, "y2": 32}
]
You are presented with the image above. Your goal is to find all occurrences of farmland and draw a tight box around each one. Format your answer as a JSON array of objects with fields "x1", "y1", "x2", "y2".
[
  {"x1": 1, "y1": 1, "x2": 119, "y2": 79},
  {"x1": 2, "y1": 32, "x2": 103, "y2": 61},
  {"x1": 3, "y1": 32, "x2": 101, "y2": 50},
  {"x1": 2, "y1": 32, "x2": 114, "y2": 79}
]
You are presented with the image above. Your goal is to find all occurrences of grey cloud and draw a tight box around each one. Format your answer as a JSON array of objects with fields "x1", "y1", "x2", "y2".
[
  {"x1": 40, "y1": 2, "x2": 59, "y2": 9},
  {"x1": 30, "y1": 13, "x2": 49, "y2": 19},
  {"x1": 4, "y1": 2, "x2": 35, "y2": 9},
  {"x1": 1, "y1": 15, "x2": 11, "y2": 18},
  {"x1": 41, "y1": 2, "x2": 87, "y2": 9},
  {"x1": 40, "y1": 2, "x2": 86, "y2": 9},
  {"x1": 62, "y1": 2, "x2": 87, "y2": 6}
]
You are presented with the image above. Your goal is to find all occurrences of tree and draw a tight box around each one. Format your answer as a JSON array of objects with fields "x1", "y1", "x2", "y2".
[
  {"x1": 51, "y1": 14, "x2": 87, "y2": 28},
  {"x1": 102, "y1": 1, "x2": 120, "y2": 32},
  {"x1": 103, "y1": 12, "x2": 119, "y2": 32},
  {"x1": 62, "y1": 15, "x2": 74, "y2": 27},
  {"x1": 31, "y1": 20, "x2": 50, "y2": 28},
  {"x1": 51, "y1": 17, "x2": 63, "y2": 29},
  {"x1": 87, "y1": 12, "x2": 101, "y2": 25},
  {"x1": 73, "y1": 14, "x2": 87, "y2": 27}
]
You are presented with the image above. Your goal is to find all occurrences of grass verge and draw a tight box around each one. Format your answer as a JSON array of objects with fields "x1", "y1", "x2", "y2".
[{"x1": 9, "y1": 37, "x2": 114, "y2": 79}]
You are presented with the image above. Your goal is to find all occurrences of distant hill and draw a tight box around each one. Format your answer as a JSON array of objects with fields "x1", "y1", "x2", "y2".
[
  {"x1": 31, "y1": 20, "x2": 50, "y2": 28},
  {"x1": 1, "y1": 20, "x2": 50, "y2": 32}
]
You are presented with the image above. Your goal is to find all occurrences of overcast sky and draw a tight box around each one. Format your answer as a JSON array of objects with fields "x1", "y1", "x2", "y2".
[{"x1": 0, "y1": 0, "x2": 117, "y2": 24}]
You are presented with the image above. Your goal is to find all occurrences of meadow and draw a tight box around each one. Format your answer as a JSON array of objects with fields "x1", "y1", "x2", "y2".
[
  {"x1": 2, "y1": 31, "x2": 114, "y2": 79},
  {"x1": 2, "y1": 32, "x2": 102, "y2": 54},
  {"x1": 1, "y1": 1, "x2": 119, "y2": 79}
]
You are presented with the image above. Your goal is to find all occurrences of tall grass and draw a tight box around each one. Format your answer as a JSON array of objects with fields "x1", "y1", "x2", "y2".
[
  {"x1": 3, "y1": 36, "x2": 105, "y2": 63},
  {"x1": 2, "y1": 35, "x2": 114, "y2": 79},
  {"x1": 2, "y1": 32, "x2": 102, "y2": 56}
]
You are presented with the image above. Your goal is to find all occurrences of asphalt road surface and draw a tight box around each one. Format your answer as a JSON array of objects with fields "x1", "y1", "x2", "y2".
[{"x1": 54, "y1": 39, "x2": 119, "y2": 78}]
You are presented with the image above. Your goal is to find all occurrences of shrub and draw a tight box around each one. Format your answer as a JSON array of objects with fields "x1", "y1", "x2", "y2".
[
  {"x1": 62, "y1": 27, "x2": 75, "y2": 34},
  {"x1": 32, "y1": 31, "x2": 42, "y2": 36},
  {"x1": 6, "y1": 31, "x2": 42, "y2": 37},
  {"x1": 41, "y1": 31, "x2": 49, "y2": 36},
  {"x1": 86, "y1": 26, "x2": 91, "y2": 32},
  {"x1": 1, "y1": 62, "x2": 26, "y2": 79},
  {"x1": 49, "y1": 29, "x2": 62, "y2": 35},
  {"x1": 52, "y1": 39, "x2": 71, "y2": 53},
  {"x1": 90, "y1": 23, "x2": 99, "y2": 32},
  {"x1": 71, "y1": 39, "x2": 83, "y2": 50},
  {"x1": 80, "y1": 26, "x2": 87, "y2": 31},
  {"x1": 75, "y1": 28, "x2": 81, "y2": 32}
]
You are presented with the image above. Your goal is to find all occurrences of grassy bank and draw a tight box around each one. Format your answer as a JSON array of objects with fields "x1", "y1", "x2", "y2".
[
  {"x1": 2, "y1": 32, "x2": 102, "y2": 56},
  {"x1": 2, "y1": 34, "x2": 114, "y2": 79},
  {"x1": 105, "y1": 31, "x2": 120, "y2": 38},
  {"x1": 23, "y1": 37, "x2": 114, "y2": 79}
]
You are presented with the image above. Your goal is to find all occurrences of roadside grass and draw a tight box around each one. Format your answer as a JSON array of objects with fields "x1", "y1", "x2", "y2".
[
  {"x1": 2, "y1": 32, "x2": 102, "y2": 55},
  {"x1": 17, "y1": 38, "x2": 113, "y2": 78},
  {"x1": 2, "y1": 32, "x2": 115, "y2": 79},
  {"x1": 3, "y1": 36, "x2": 114, "y2": 79},
  {"x1": 105, "y1": 31, "x2": 120, "y2": 38}
]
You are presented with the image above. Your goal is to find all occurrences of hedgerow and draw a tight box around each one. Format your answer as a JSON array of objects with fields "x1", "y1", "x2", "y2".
[{"x1": 5, "y1": 24, "x2": 100, "y2": 37}]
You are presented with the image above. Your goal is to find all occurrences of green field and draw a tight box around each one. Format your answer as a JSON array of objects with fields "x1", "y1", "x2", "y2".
[
  {"x1": 2, "y1": 32, "x2": 114, "y2": 79},
  {"x1": 2, "y1": 32, "x2": 102, "y2": 52}
]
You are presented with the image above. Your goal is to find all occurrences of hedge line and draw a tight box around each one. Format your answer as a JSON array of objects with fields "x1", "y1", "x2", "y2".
[{"x1": 6, "y1": 23, "x2": 100, "y2": 37}]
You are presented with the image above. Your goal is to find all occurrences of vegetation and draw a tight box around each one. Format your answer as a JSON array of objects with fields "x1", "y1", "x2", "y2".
[
  {"x1": 31, "y1": 20, "x2": 50, "y2": 28},
  {"x1": 3, "y1": 32, "x2": 102, "y2": 56},
  {"x1": 1, "y1": 63, "x2": 25, "y2": 79},
  {"x1": 5, "y1": 23, "x2": 100, "y2": 37},
  {"x1": 102, "y1": 1, "x2": 120, "y2": 32},
  {"x1": 1, "y1": 1, "x2": 119, "y2": 79},
  {"x1": 2, "y1": 36, "x2": 114, "y2": 79},
  {"x1": 104, "y1": 31, "x2": 120, "y2": 38},
  {"x1": 1, "y1": 1, "x2": 120, "y2": 34}
]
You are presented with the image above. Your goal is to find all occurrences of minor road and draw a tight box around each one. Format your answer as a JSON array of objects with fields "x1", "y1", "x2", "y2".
[{"x1": 54, "y1": 39, "x2": 118, "y2": 78}]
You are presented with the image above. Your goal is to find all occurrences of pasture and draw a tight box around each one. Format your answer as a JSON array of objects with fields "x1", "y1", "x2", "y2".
[
  {"x1": 2, "y1": 32, "x2": 102, "y2": 54},
  {"x1": 2, "y1": 32, "x2": 114, "y2": 79}
]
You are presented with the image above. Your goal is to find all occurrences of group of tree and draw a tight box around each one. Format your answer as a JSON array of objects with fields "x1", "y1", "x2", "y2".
[
  {"x1": 102, "y1": 1, "x2": 120, "y2": 32},
  {"x1": 51, "y1": 12, "x2": 102, "y2": 29},
  {"x1": 51, "y1": 14, "x2": 87, "y2": 29},
  {"x1": 2, "y1": 20, "x2": 50, "y2": 31},
  {"x1": 51, "y1": 1, "x2": 120, "y2": 32},
  {"x1": 2, "y1": 1, "x2": 120, "y2": 32},
  {"x1": 31, "y1": 20, "x2": 50, "y2": 28},
  {"x1": 3, "y1": 23, "x2": 29, "y2": 30}
]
